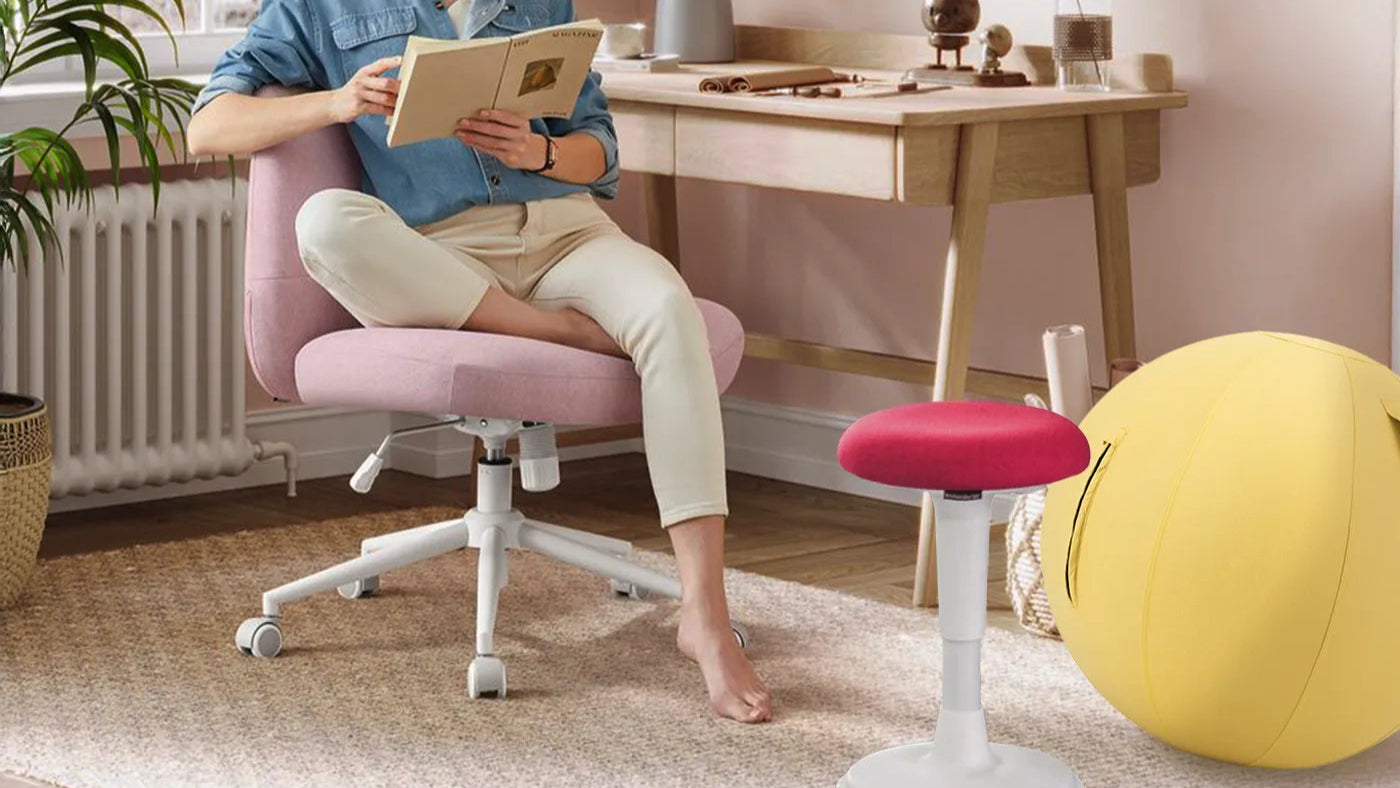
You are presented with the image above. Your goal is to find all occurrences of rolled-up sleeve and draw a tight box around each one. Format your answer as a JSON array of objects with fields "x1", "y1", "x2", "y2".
[
  {"x1": 192, "y1": 0, "x2": 327, "y2": 115},
  {"x1": 541, "y1": 0, "x2": 620, "y2": 198}
]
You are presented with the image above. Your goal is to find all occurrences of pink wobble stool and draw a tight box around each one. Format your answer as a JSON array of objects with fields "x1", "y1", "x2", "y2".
[{"x1": 837, "y1": 401, "x2": 1090, "y2": 788}]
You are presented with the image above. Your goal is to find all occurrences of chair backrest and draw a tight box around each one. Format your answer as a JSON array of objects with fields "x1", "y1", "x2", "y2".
[{"x1": 244, "y1": 86, "x2": 361, "y2": 403}]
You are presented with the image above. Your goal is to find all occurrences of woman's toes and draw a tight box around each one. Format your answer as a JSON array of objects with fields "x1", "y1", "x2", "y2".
[
  {"x1": 747, "y1": 688, "x2": 772, "y2": 711},
  {"x1": 713, "y1": 694, "x2": 766, "y2": 724}
]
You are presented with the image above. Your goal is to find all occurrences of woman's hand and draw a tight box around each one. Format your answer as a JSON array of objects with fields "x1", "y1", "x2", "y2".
[
  {"x1": 327, "y1": 56, "x2": 402, "y2": 123},
  {"x1": 455, "y1": 109, "x2": 548, "y2": 171}
]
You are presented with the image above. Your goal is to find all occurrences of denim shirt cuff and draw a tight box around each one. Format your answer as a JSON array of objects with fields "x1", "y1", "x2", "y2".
[
  {"x1": 192, "y1": 73, "x2": 261, "y2": 115},
  {"x1": 572, "y1": 126, "x2": 620, "y2": 199}
]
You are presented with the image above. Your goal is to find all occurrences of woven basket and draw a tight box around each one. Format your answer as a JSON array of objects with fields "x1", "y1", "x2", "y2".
[
  {"x1": 0, "y1": 394, "x2": 52, "y2": 609},
  {"x1": 1005, "y1": 488, "x2": 1059, "y2": 639}
]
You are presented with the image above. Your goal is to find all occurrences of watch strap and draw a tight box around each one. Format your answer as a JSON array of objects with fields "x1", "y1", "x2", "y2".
[{"x1": 529, "y1": 135, "x2": 557, "y2": 174}]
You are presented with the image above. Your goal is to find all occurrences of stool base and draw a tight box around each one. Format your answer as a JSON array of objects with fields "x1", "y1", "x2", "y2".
[{"x1": 837, "y1": 742, "x2": 1083, "y2": 788}]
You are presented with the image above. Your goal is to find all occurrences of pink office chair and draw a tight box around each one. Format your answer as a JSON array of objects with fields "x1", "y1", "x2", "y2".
[{"x1": 232, "y1": 94, "x2": 747, "y2": 700}]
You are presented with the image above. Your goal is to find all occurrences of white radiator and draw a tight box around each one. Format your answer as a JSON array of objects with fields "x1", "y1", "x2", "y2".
[{"x1": 0, "y1": 178, "x2": 295, "y2": 498}]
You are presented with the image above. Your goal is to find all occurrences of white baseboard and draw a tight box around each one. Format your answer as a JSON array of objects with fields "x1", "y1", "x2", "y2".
[
  {"x1": 386, "y1": 437, "x2": 644, "y2": 480},
  {"x1": 386, "y1": 440, "x2": 472, "y2": 480},
  {"x1": 720, "y1": 398, "x2": 921, "y2": 508},
  {"x1": 386, "y1": 413, "x2": 645, "y2": 481},
  {"x1": 384, "y1": 414, "x2": 475, "y2": 480},
  {"x1": 381, "y1": 398, "x2": 923, "y2": 508},
  {"x1": 49, "y1": 398, "x2": 924, "y2": 514}
]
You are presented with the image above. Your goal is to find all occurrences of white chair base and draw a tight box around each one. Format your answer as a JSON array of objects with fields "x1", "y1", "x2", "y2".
[
  {"x1": 838, "y1": 742, "x2": 1083, "y2": 788},
  {"x1": 837, "y1": 492, "x2": 1083, "y2": 787},
  {"x1": 234, "y1": 418, "x2": 741, "y2": 698}
]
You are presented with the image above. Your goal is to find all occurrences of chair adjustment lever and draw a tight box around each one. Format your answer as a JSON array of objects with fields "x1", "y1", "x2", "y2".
[{"x1": 350, "y1": 418, "x2": 465, "y2": 494}]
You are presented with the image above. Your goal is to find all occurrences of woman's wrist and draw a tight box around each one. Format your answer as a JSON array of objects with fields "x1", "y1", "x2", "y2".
[
  {"x1": 531, "y1": 135, "x2": 559, "y2": 174},
  {"x1": 524, "y1": 133, "x2": 551, "y2": 173}
]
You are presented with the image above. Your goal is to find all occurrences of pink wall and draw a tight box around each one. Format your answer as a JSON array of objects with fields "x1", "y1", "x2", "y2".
[{"x1": 594, "y1": 0, "x2": 1396, "y2": 417}]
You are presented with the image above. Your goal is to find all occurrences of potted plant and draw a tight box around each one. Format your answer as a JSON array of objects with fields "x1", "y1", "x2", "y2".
[{"x1": 0, "y1": 0, "x2": 201, "y2": 606}]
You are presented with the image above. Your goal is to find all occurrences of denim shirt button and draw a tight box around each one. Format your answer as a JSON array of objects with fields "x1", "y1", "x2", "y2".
[{"x1": 489, "y1": 175, "x2": 502, "y2": 187}]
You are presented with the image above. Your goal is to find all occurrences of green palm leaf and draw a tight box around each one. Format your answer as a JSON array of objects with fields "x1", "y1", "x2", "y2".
[{"x1": 1, "y1": 0, "x2": 206, "y2": 270}]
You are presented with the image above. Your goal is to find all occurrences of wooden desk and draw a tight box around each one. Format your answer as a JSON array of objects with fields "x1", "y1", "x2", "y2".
[{"x1": 601, "y1": 26, "x2": 1187, "y2": 607}]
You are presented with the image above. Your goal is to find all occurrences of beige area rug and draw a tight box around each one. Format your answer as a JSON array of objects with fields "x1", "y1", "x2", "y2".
[{"x1": 3, "y1": 508, "x2": 1399, "y2": 788}]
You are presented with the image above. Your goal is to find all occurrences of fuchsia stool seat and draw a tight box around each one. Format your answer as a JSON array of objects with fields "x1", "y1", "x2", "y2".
[
  {"x1": 836, "y1": 401, "x2": 1089, "y2": 788},
  {"x1": 838, "y1": 402, "x2": 1090, "y2": 493}
]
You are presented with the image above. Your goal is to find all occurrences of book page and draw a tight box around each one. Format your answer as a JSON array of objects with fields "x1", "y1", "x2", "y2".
[
  {"x1": 387, "y1": 35, "x2": 511, "y2": 148},
  {"x1": 493, "y1": 19, "x2": 604, "y2": 120}
]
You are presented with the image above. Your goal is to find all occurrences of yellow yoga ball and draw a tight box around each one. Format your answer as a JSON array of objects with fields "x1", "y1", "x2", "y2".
[{"x1": 1042, "y1": 332, "x2": 1400, "y2": 769}]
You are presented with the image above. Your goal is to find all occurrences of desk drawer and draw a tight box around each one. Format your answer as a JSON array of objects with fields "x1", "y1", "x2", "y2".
[
  {"x1": 990, "y1": 110, "x2": 1162, "y2": 202},
  {"x1": 896, "y1": 110, "x2": 1164, "y2": 206},
  {"x1": 674, "y1": 108, "x2": 898, "y2": 200}
]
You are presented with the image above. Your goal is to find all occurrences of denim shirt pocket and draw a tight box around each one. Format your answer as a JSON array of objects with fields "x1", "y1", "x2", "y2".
[
  {"x1": 483, "y1": 1, "x2": 551, "y2": 35},
  {"x1": 329, "y1": 6, "x2": 418, "y2": 76}
]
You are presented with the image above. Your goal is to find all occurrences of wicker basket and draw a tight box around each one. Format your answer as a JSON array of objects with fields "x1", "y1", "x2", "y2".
[
  {"x1": 0, "y1": 394, "x2": 52, "y2": 609},
  {"x1": 1005, "y1": 488, "x2": 1059, "y2": 639}
]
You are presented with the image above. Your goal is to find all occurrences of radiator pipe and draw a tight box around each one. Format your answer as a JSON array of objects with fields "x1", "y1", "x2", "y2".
[{"x1": 254, "y1": 440, "x2": 300, "y2": 498}]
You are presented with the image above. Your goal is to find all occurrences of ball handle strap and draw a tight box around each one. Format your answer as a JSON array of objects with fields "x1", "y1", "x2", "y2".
[{"x1": 1065, "y1": 438, "x2": 1114, "y2": 606}]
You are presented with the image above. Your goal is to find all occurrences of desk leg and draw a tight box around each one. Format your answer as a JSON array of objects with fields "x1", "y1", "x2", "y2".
[
  {"x1": 1087, "y1": 112, "x2": 1138, "y2": 369},
  {"x1": 645, "y1": 173, "x2": 682, "y2": 270},
  {"x1": 913, "y1": 122, "x2": 1001, "y2": 608}
]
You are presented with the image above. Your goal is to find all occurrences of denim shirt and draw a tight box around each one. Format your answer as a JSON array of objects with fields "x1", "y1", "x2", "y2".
[{"x1": 194, "y1": 0, "x2": 620, "y2": 227}]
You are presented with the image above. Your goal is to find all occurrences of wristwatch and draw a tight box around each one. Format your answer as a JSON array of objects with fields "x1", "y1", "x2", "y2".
[{"x1": 528, "y1": 134, "x2": 557, "y2": 174}]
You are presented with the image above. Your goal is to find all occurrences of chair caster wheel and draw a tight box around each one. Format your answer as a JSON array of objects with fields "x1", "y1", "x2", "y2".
[
  {"x1": 338, "y1": 576, "x2": 380, "y2": 599},
  {"x1": 235, "y1": 617, "x2": 283, "y2": 658},
  {"x1": 468, "y1": 656, "x2": 507, "y2": 699},
  {"x1": 731, "y1": 621, "x2": 751, "y2": 649},
  {"x1": 610, "y1": 578, "x2": 650, "y2": 600}
]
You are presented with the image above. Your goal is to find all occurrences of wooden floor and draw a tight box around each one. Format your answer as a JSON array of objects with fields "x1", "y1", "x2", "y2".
[{"x1": 41, "y1": 453, "x2": 1012, "y2": 609}]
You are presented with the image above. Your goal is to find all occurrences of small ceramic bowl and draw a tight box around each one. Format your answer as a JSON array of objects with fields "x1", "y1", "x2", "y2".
[{"x1": 599, "y1": 22, "x2": 648, "y2": 59}]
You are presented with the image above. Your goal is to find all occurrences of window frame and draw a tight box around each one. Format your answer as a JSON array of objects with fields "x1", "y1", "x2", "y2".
[{"x1": 4, "y1": 0, "x2": 246, "y2": 86}]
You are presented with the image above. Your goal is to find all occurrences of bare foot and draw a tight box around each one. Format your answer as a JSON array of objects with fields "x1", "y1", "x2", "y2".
[
  {"x1": 554, "y1": 308, "x2": 627, "y2": 358},
  {"x1": 677, "y1": 605, "x2": 773, "y2": 723}
]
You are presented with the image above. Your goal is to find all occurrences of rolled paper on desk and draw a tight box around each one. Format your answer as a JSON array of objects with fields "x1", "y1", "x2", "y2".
[
  {"x1": 1043, "y1": 324, "x2": 1094, "y2": 423},
  {"x1": 730, "y1": 67, "x2": 836, "y2": 92},
  {"x1": 697, "y1": 67, "x2": 838, "y2": 94}
]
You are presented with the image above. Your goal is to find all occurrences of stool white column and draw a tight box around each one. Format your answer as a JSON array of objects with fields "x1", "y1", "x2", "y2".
[{"x1": 838, "y1": 491, "x2": 1083, "y2": 788}]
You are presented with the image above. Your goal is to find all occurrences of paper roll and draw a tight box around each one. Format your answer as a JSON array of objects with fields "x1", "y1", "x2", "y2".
[
  {"x1": 697, "y1": 67, "x2": 838, "y2": 94},
  {"x1": 729, "y1": 67, "x2": 836, "y2": 92},
  {"x1": 1043, "y1": 325, "x2": 1093, "y2": 423}
]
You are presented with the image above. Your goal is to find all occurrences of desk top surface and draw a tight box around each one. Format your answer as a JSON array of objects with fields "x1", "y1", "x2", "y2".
[{"x1": 600, "y1": 61, "x2": 1188, "y2": 128}]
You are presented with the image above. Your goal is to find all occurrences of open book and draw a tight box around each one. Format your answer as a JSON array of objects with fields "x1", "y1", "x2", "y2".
[{"x1": 387, "y1": 18, "x2": 605, "y2": 148}]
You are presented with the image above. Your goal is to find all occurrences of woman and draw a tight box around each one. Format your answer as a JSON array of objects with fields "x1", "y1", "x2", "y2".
[{"x1": 187, "y1": 0, "x2": 772, "y2": 723}]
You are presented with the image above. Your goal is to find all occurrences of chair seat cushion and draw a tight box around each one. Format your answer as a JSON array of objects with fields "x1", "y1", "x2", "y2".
[
  {"x1": 838, "y1": 402, "x2": 1090, "y2": 492},
  {"x1": 294, "y1": 300, "x2": 744, "y2": 425}
]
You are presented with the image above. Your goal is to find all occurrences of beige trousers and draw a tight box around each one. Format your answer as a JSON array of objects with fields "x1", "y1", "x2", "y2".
[{"x1": 295, "y1": 189, "x2": 727, "y2": 527}]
